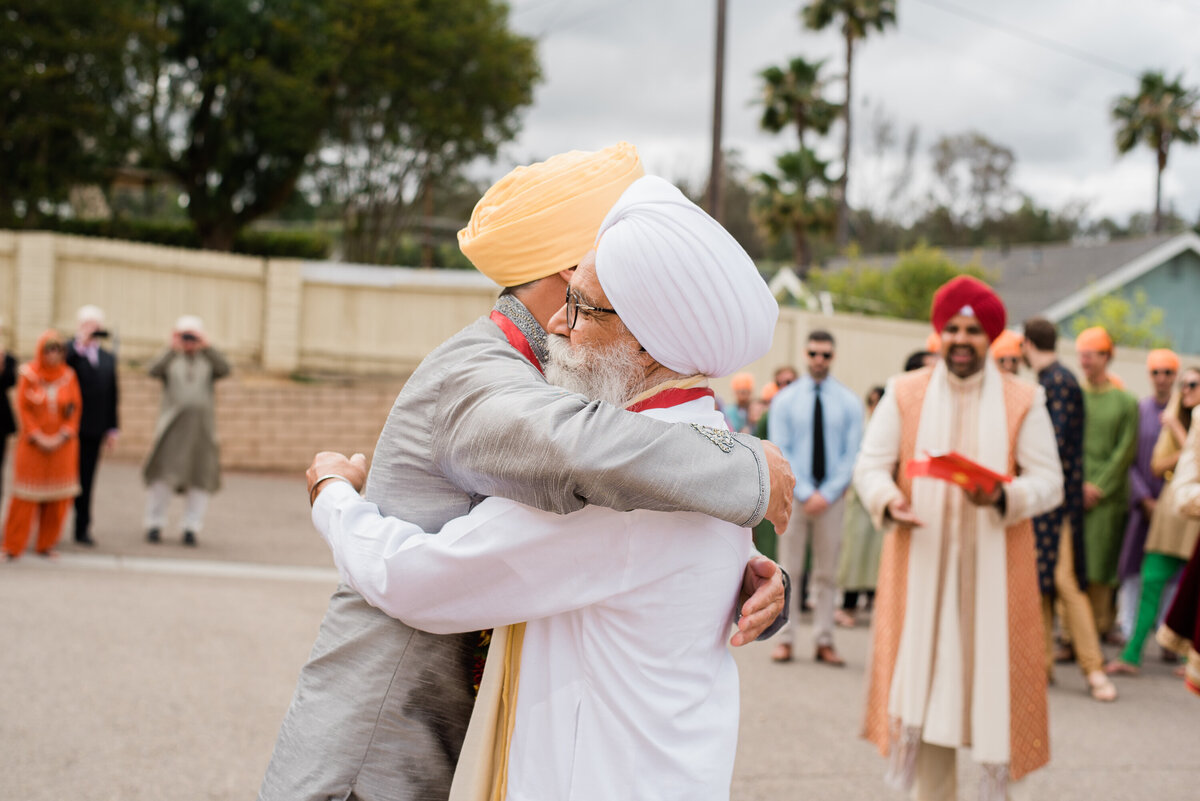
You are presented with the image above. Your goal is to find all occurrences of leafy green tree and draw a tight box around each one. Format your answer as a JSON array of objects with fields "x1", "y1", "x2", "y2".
[
  {"x1": 756, "y1": 56, "x2": 840, "y2": 273},
  {"x1": 129, "y1": 0, "x2": 341, "y2": 250},
  {"x1": 755, "y1": 149, "x2": 836, "y2": 273},
  {"x1": 125, "y1": 0, "x2": 535, "y2": 253},
  {"x1": 318, "y1": 0, "x2": 538, "y2": 265},
  {"x1": 758, "y1": 57, "x2": 840, "y2": 150},
  {"x1": 1070, "y1": 288, "x2": 1172, "y2": 349},
  {"x1": 801, "y1": 0, "x2": 896, "y2": 248},
  {"x1": 1112, "y1": 70, "x2": 1200, "y2": 233},
  {"x1": 0, "y1": 0, "x2": 137, "y2": 223},
  {"x1": 807, "y1": 243, "x2": 989, "y2": 319}
]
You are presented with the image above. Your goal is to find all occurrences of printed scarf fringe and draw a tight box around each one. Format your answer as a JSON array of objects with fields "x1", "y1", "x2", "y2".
[
  {"x1": 979, "y1": 763, "x2": 1009, "y2": 801},
  {"x1": 883, "y1": 720, "x2": 921, "y2": 791}
]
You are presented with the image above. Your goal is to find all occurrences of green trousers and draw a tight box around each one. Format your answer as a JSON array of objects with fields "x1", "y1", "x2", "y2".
[{"x1": 1121, "y1": 551, "x2": 1185, "y2": 666}]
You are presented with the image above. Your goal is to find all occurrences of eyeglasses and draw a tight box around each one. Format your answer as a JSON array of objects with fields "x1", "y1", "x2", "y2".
[
  {"x1": 807, "y1": 350, "x2": 833, "y2": 360},
  {"x1": 1151, "y1": 369, "x2": 1177, "y2": 377},
  {"x1": 42, "y1": 343, "x2": 63, "y2": 353},
  {"x1": 565, "y1": 288, "x2": 616, "y2": 330}
]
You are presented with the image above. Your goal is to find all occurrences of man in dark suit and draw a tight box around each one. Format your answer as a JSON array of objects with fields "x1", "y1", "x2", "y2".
[{"x1": 65, "y1": 305, "x2": 119, "y2": 546}]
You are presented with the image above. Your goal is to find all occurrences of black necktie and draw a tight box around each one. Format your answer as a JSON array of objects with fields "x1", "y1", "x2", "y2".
[{"x1": 812, "y1": 384, "x2": 826, "y2": 484}]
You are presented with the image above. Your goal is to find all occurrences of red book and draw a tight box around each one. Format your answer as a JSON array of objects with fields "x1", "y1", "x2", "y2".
[{"x1": 905, "y1": 451, "x2": 1011, "y2": 494}]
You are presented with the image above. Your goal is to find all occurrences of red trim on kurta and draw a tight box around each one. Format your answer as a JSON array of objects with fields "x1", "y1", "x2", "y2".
[
  {"x1": 626, "y1": 387, "x2": 715, "y2": 413},
  {"x1": 490, "y1": 310, "x2": 543, "y2": 374}
]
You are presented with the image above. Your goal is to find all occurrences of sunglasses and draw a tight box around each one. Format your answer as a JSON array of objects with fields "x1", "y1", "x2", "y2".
[{"x1": 807, "y1": 350, "x2": 833, "y2": 360}]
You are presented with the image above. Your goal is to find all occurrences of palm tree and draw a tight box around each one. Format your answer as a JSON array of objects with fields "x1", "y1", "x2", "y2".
[
  {"x1": 756, "y1": 148, "x2": 836, "y2": 273},
  {"x1": 758, "y1": 57, "x2": 841, "y2": 151},
  {"x1": 802, "y1": 0, "x2": 897, "y2": 247},
  {"x1": 1112, "y1": 70, "x2": 1199, "y2": 232}
]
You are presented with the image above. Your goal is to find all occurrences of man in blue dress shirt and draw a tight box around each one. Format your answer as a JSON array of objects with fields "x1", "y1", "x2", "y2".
[{"x1": 768, "y1": 330, "x2": 864, "y2": 665}]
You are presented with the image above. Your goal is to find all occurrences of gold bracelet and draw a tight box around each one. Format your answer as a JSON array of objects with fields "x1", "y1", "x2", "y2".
[{"x1": 309, "y1": 474, "x2": 352, "y2": 506}]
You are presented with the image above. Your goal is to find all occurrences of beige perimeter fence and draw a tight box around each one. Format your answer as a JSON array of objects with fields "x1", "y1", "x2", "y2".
[{"x1": 0, "y1": 231, "x2": 1185, "y2": 470}]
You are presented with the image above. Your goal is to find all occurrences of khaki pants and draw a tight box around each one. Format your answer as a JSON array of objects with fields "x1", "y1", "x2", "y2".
[
  {"x1": 1042, "y1": 521, "x2": 1105, "y2": 676},
  {"x1": 1086, "y1": 583, "x2": 1116, "y2": 636},
  {"x1": 777, "y1": 496, "x2": 844, "y2": 648},
  {"x1": 911, "y1": 743, "x2": 1029, "y2": 801}
]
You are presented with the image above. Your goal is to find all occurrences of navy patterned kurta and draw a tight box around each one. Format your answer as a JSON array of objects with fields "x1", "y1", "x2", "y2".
[{"x1": 1033, "y1": 361, "x2": 1088, "y2": 594}]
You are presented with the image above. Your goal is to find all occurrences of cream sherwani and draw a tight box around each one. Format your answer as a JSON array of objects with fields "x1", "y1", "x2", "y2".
[
  {"x1": 853, "y1": 360, "x2": 1062, "y2": 801},
  {"x1": 313, "y1": 397, "x2": 750, "y2": 801}
]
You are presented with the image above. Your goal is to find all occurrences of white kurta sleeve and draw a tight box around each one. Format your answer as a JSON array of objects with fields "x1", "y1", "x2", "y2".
[
  {"x1": 853, "y1": 380, "x2": 906, "y2": 532},
  {"x1": 312, "y1": 482, "x2": 643, "y2": 634},
  {"x1": 1001, "y1": 387, "x2": 1064, "y2": 525}
]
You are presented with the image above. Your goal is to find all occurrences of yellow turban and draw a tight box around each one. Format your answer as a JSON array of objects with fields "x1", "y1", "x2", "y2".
[
  {"x1": 990, "y1": 330, "x2": 1023, "y2": 360},
  {"x1": 1147, "y1": 348, "x2": 1180, "y2": 372},
  {"x1": 458, "y1": 142, "x2": 644, "y2": 287},
  {"x1": 1075, "y1": 326, "x2": 1114, "y2": 353}
]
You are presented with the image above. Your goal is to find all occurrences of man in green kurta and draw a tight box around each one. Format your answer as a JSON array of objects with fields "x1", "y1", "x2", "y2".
[
  {"x1": 1076, "y1": 326, "x2": 1138, "y2": 639},
  {"x1": 142, "y1": 315, "x2": 230, "y2": 546}
]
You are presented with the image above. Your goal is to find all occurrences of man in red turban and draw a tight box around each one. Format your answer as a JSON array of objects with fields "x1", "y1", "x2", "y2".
[{"x1": 854, "y1": 275, "x2": 1063, "y2": 799}]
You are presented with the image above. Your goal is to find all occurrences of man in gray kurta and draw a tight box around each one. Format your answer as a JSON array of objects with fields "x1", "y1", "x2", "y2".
[
  {"x1": 142, "y1": 315, "x2": 230, "y2": 546},
  {"x1": 258, "y1": 144, "x2": 794, "y2": 801}
]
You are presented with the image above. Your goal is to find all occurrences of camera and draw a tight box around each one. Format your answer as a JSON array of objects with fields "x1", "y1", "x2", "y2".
[{"x1": 180, "y1": 332, "x2": 199, "y2": 344}]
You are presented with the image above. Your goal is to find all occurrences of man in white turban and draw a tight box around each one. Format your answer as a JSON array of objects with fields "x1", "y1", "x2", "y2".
[{"x1": 306, "y1": 176, "x2": 778, "y2": 800}]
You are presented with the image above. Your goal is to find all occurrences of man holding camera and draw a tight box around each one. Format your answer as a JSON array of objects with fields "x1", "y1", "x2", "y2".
[
  {"x1": 142, "y1": 316, "x2": 230, "y2": 546},
  {"x1": 65, "y1": 305, "x2": 120, "y2": 547}
]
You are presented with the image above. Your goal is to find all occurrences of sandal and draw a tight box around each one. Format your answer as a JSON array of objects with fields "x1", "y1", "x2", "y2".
[
  {"x1": 1087, "y1": 670, "x2": 1118, "y2": 702},
  {"x1": 771, "y1": 643, "x2": 793, "y2": 663},
  {"x1": 1103, "y1": 659, "x2": 1139, "y2": 677}
]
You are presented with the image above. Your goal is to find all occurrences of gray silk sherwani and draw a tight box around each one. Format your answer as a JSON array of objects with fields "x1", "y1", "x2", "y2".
[{"x1": 259, "y1": 297, "x2": 772, "y2": 801}]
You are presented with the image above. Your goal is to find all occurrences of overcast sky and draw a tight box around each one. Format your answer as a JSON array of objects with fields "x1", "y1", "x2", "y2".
[{"x1": 490, "y1": 0, "x2": 1200, "y2": 228}]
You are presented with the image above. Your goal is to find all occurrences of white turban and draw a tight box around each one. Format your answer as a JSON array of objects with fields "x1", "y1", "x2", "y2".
[
  {"x1": 77, "y1": 305, "x2": 105, "y2": 326},
  {"x1": 594, "y1": 176, "x2": 778, "y2": 378},
  {"x1": 174, "y1": 315, "x2": 205, "y2": 335}
]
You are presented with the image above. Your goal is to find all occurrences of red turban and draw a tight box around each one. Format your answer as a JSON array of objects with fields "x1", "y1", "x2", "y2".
[{"x1": 930, "y1": 276, "x2": 1006, "y2": 342}]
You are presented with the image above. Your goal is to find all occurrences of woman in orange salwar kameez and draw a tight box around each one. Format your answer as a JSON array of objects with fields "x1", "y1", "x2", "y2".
[{"x1": 2, "y1": 331, "x2": 82, "y2": 559}]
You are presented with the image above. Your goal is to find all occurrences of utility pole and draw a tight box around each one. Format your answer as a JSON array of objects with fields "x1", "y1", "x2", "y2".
[{"x1": 707, "y1": 0, "x2": 727, "y2": 223}]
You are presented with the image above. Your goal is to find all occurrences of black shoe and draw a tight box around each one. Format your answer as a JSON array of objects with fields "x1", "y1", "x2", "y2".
[
  {"x1": 75, "y1": 534, "x2": 96, "y2": 547},
  {"x1": 182, "y1": 531, "x2": 197, "y2": 547},
  {"x1": 146, "y1": 528, "x2": 161, "y2": 543}
]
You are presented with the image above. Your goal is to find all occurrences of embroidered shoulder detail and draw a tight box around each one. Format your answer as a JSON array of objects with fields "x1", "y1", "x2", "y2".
[{"x1": 690, "y1": 423, "x2": 734, "y2": 453}]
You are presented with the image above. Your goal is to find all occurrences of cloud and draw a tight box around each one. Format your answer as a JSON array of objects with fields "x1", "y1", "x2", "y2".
[{"x1": 503, "y1": 0, "x2": 1200, "y2": 224}]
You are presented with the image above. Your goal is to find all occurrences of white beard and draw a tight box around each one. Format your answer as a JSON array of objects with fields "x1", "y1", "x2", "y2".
[{"x1": 544, "y1": 334, "x2": 644, "y2": 407}]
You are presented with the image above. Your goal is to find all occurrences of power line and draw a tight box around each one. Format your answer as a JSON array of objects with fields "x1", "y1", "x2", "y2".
[{"x1": 910, "y1": 0, "x2": 1140, "y2": 79}]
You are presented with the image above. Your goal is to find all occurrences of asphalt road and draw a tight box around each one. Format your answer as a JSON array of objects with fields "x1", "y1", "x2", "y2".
[{"x1": 1, "y1": 460, "x2": 1197, "y2": 800}]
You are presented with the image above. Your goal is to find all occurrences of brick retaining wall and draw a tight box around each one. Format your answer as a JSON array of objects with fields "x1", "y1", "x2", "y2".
[{"x1": 112, "y1": 370, "x2": 407, "y2": 472}]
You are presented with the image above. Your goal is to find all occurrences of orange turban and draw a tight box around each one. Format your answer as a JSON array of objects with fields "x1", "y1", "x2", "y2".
[
  {"x1": 925, "y1": 332, "x2": 942, "y2": 353},
  {"x1": 990, "y1": 330, "x2": 1023, "y2": 360},
  {"x1": 760, "y1": 381, "x2": 779, "y2": 402},
  {"x1": 1147, "y1": 349, "x2": 1180, "y2": 372},
  {"x1": 930, "y1": 276, "x2": 1006, "y2": 342},
  {"x1": 730, "y1": 372, "x2": 754, "y2": 392},
  {"x1": 1075, "y1": 326, "x2": 1113, "y2": 354},
  {"x1": 458, "y1": 142, "x2": 644, "y2": 287}
]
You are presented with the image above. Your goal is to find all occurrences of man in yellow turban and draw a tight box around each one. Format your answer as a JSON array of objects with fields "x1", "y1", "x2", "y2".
[
  {"x1": 260, "y1": 145, "x2": 795, "y2": 801},
  {"x1": 1075, "y1": 326, "x2": 1138, "y2": 641}
]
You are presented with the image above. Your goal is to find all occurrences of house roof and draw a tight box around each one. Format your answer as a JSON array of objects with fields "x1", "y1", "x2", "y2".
[{"x1": 823, "y1": 232, "x2": 1200, "y2": 324}]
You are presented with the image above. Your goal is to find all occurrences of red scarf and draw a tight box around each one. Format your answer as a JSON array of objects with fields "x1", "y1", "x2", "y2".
[{"x1": 490, "y1": 311, "x2": 544, "y2": 374}]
